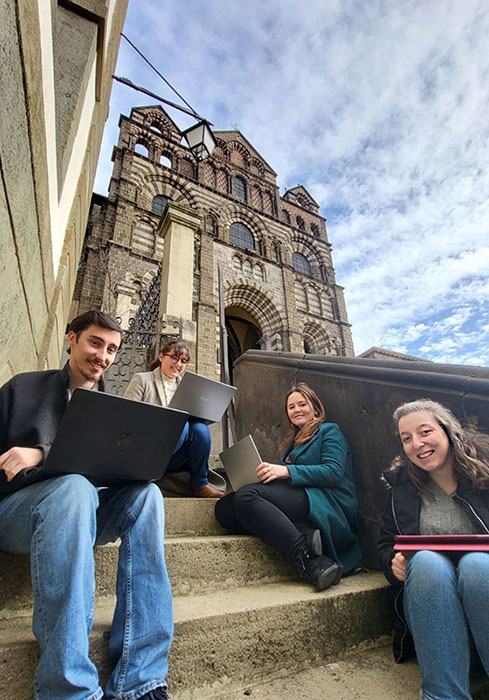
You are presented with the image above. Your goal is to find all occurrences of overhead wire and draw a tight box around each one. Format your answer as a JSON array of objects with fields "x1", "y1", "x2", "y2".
[{"x1": 121, "y1": 33, "x2": 200, "y2": 118}]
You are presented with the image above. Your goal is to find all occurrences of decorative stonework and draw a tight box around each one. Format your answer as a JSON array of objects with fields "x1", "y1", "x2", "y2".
[{"x1": 73, "y1": 104, "x2": 354, "y2": 381}]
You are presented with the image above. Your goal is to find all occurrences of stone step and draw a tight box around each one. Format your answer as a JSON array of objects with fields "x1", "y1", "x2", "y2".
[
  {"x1": 0, "y1": 572, "x2": 392, "y2": 700},
  {"x1": 0, "y1": 496, "x2": 226, "y2": 617},
  {"x1": 179, "y1": 644, "x2": 489, "y2": 700},
  {"x1": 0, "y1": 533, "x2": 295, "y2": 618},
  {"x1": 164, "y1": 496, "x2": 225, "y2": 537}
]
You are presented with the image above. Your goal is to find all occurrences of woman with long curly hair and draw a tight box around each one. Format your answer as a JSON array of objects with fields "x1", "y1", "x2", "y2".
[
  {"x1": 215, "y1": 382, "x2": 362, "y2": 591},
  {"x1": 378, "y1": 399, "x2": 489, "y2": 699}
]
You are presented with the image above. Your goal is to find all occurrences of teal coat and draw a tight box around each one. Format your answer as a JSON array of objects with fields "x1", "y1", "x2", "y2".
[{"x1": 281, "y1": 422, "x2": 362, "y2": 573}]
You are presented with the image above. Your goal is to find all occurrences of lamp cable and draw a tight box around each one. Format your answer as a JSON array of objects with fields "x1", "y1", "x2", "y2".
[{"x1": 121, "y1": 33, "x2": 200, "y2": 118}]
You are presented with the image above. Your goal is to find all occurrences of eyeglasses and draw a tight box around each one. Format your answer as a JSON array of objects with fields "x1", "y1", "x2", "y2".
[{"x1": 164, "y1": 353, "x2": 189, "y2": 365}]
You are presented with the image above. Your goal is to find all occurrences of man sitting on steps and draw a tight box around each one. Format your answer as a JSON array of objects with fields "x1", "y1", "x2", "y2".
[{"x1": 0, "y1": 311, "x2": 172, "y2": 700}]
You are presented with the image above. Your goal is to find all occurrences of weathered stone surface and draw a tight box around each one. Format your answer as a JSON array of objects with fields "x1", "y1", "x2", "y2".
[{"x1": 0, "y1": 573, "x2": 392, "y2": 700}]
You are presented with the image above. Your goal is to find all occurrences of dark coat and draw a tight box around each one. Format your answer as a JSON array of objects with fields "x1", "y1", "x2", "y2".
[
  {"x1": 282, "y1": 422, "x2": 362, "y2": 573},
  {"x1": 377, "y1": 466, "x2": 489, "y2": 661},
  {"x1": 0, "y1": 364, "x2": 105, "y2": 496}
]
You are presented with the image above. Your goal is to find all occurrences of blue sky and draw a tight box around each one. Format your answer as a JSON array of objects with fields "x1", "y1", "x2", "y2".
[{"x1": 95, "y1": 0, "x2": 489, "y2": 366}]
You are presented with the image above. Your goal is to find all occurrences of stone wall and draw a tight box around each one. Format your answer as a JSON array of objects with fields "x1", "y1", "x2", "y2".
[{"x1": 0, "y1": 0, "x2": 128, "y2": 381}]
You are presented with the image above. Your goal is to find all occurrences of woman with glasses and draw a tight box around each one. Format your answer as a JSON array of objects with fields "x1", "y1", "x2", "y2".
[{"x1": 124, "y1": 340, "x2": 222, "y2": 498}]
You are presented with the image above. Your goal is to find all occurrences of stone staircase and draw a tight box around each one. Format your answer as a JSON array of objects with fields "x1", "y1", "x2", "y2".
[{"x1": 0, "y1": 497, "x2": 409, "y2": 699}]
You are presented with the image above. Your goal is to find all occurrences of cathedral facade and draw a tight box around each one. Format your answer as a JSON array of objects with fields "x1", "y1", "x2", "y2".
[{"x1": 73, "y1": 105, "x2": 353, "y2": 383}]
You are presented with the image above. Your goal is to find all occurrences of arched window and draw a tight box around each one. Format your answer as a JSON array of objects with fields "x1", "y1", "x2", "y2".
[
  {"x1": 160, "y1": 154, "x2": 172, "y2": 168},
  {"x1": 230, "y1": 222, "x2": 255, "y2": 251},
  {"x1": 234, "y1": 176, "x2": 247, "y2": 201},
  {"x1": 272, "y1": 242, "x2": 282, "y2": 264},
  {"x1": 292, "y1": 252, "x2": 311, "y2": 276},
  {"x1": 134, "y1": 142, "x2": 149, "y2": 158},
  {"x1": 152, "y1": 195, "x2": 169, "y2": 217},
  {"x1": 296, "y1": 216, "x2": 306, "y2": 231},
  {"x1": 311, "y1": 222, "x2": 319, "y2": 236}
]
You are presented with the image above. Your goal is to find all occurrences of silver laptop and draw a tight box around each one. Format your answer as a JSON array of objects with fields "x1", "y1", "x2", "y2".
[
  {"x1": 169, "y1": 371, "x2": 236, "y2": 424},
  {"x1": 219, "y1": 435, "x2": 262, "y2": 491},
  {"x1": 42, "y1": 388, "x2": 189, "y2": 485}
]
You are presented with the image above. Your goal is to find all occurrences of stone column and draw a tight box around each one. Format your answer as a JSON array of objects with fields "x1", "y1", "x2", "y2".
[
  {"x1": 156, "y1": 202, "x2": 201, "y2": 347},
  {"x1": 114, "y1": 281, "x2": 136, "y2": 328}
]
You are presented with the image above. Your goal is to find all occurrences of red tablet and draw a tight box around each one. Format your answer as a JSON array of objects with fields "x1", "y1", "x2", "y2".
[{"x1": 394, "y1": 534, "x2": 489, "y2": 555}]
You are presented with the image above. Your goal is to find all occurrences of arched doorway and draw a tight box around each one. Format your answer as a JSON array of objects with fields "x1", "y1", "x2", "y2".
[{"x1": 225, "y1": 306, "x2": 262, "y2": 376}]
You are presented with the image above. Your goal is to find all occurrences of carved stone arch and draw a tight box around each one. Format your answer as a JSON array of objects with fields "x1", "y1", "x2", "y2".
[
  {"x1": 126, "y1": 125, "x2": 143, "y2": 150},
  {"x1": 229, "y1": 141, "x2": 251, "y2": 169},
  {"x1": 253, "y1": 261, "x2": 265, "y2": 282},
  {"x1": 142, "y1": 172, "x2": 200, "y2": 212},
  {"x1": 223, "y1": 279, "x2": 285, "y2": 350},
  {"x1": 290, "y1": 235, "x2": 325, "y2": 276},
  {"x1": 250, "y1": 157, "x2": 265, "y2": 178},
  {"x1": 133, "y1": 134, "x2": 152, "y2": 159},
  {"x1": 132, "y1": 129, "x2": 161, "y2": 161},
  {"x1": 220, "y1": 204, "x2": 270, "y2": 251},
  {"x1": 232, "y1": 253, "x2": 243, "y2": 273},
  {"x1": 296, "y1": 193, "x2": 313, "y2": 211},
  {"x1": 157, "y1": 147, "x2": 175, "y2": 168},
  {"x1": 143, "y1": 110, "x2": 174, "y2": 134},
  {"x1": 302, "y1": 321, "x2": 329, "y2": 355},
  {"x1": 269, "y1": 237, "x2": 282, "y2": 264},
  {"x1": 214, "y1": 138, "x2": 230, "y2": 160}
]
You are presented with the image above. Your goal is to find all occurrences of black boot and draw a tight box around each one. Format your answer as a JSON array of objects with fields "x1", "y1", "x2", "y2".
[
  {"x1": 296, "y1": 523, "x2": 323, "y2": 557},
  {"x1": 294, "y1": 550, "x2": 343, "y2": 591}
]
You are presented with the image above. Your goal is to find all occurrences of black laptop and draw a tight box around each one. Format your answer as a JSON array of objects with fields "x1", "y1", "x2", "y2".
[{"x1": 42, "y1": 388, "x2": 189, "y2": 484}]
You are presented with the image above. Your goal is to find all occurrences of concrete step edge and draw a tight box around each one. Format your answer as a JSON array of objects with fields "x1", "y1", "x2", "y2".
[
  {"x1": 0, "y1": 574, "x2": 391, "y2": 699},
  {"x1": 1, "y1": 535, "x2": 298, "y2": 616}
]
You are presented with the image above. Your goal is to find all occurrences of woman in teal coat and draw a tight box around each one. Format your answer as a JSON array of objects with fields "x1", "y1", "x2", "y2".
[{"x1": 215, "y1": 383, "x2": 362, "y2": 590}]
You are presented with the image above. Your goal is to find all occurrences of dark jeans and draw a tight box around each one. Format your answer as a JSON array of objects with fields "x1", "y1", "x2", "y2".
[
  {"x1": 215, "y1": 480, "x2": 309, "y2": 561},
  {"x1": 165, "y1": 419, "x2": 211, "y2": 490}
]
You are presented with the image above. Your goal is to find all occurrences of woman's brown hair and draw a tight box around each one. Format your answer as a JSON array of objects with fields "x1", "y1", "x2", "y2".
[
  {"x1": 390, "y1": 398, "x2": 489, "y2": 491},
  {"x1": 279, "y1": 382, "x2": 326, "y2": 451},
  {"x1": 147, "y1": 339, "x2": 191, "y2": 371}
]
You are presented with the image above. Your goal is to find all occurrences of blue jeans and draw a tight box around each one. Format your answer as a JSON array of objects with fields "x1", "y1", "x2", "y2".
[
  {"x1": 166, "y1": 419, "x2": 211, "y2": 490},
  {"x1": 404, "y1": 550, "x2": 489, "y2": 700},
  {"x1": 0, "y1": 475, "x2": 173, "y2": 700}
]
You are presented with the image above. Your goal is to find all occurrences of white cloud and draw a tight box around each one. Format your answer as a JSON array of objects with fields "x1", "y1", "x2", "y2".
[{"x1": 95, "y1": 0, "x2": 489, "y2": 366}]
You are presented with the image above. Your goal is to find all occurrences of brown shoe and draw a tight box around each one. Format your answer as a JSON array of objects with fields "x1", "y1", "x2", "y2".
[{"x1": 195, "y1": 484, "x2": 223, "y2": 498}]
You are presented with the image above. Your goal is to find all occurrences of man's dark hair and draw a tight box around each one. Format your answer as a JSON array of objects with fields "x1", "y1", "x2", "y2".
[{"x1": 67, "y1": 311, "x2": 123, "y2": 352}]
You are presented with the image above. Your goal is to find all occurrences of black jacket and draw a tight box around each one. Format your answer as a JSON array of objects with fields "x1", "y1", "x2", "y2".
[
  {"x1": 377, "y1": 466, "x2": 489, "y2": 661},
  {"x1": 0, "y1": 364, "x2": 106, "y2": 496}
]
